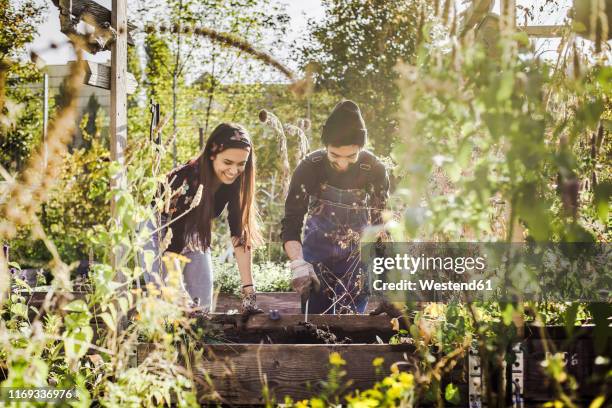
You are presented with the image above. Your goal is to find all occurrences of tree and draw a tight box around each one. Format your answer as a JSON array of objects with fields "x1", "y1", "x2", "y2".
[
  {"x1": 0, "y1": 0, "x2": 43, "y2": 63},
  {"x1": 135, "y1": 0, "x2": 289, "y2": 166},
  {"x1": 300, "y1": 0, "x2": 426, "y2": 155},
  {"x1": 0, "y1": 0, "x2": 45, "y2": 171},
  {"x1": 144, "y1": 31, "x2": 173, "y2": 103}
]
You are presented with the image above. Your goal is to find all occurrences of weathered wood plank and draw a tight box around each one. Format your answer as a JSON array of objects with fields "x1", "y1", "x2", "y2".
[
  {"x1": 137, "y1": 343, "x2": 467, "y2": 405},
  {"x1": 215, "y1": 313, "x2": 404, "y2": 344},
  {"x1": 84, "y1": 61, "x2": 137, "y2": 94},
  {"x1": 25, "y1": 290, "x2": 87, "y2": 310},
  {"x1": 110, "y1": 0, "x2": 128, "y2": 277},
  {"x1": 213, "y1": 292, "x2": 383, "y2": 314},
  {"x1": 522, "y1": 326, "x2": 609, "y2": 401},
  {"x1": 518, "y1": 25, "x2": 565, "y2": 38},
  {"x1": 53, "y1": 0, "x2": 135, "y2": 44},
  {"x1": 24, "y1": 291, "x2": 380, "y2": 315}
]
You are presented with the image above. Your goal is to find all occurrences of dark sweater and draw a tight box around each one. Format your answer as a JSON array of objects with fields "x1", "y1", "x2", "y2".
[
  {"x1": 280, "y1": 149, "x2": 389, "y2": 244},
  {"x1": 162, "y1": 159, "x2": 242, "y2": 253}
]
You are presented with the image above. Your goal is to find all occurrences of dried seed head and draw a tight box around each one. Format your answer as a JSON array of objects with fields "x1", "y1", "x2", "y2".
[
  {"x1": 190, "y1": 184, "x2": 203, "y2": 209},
  {"x1": 258, "y1": 110, "x2": 268, "y2": 123},
  {"x1": 299, "y1": 118, "x2": 311, "y2": 131},
  {"x1": 160, "y1": 228, "x2": 173, "y2": 253}
]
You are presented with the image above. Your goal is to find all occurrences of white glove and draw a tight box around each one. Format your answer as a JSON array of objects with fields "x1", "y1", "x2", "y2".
[{"x1": 290, "y1": 259, "x2": 321, "y2": 298}]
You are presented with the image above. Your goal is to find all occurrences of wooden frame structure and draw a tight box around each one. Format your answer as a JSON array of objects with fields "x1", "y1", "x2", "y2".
[{"x1": 110, "y1": 0, "x2": 127, "y2": 245}]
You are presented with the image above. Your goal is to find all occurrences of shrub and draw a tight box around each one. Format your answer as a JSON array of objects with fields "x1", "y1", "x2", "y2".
[{"x1": 213, "y1": 258, "x2": 291, "y2": 295}]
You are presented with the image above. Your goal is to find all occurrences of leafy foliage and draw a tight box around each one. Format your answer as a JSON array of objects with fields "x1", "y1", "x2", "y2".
[
  {"x1": 8, "y1": 113, "x2": 111, "y2": 267},
  {"x1": 300, "y1": 0, "x2": 428, "y2": 155},
  {"x1": 213, "y1": 258, "x2": 291, "y2": 295},
  {"x1": 0, "y1": 1, "x2": 609, "y2": 407},
  {"x1": 386, "y1": 6, "x2": 611, "y2": 406},
  {"x1": 0, "y1": 0, "x2": 45, "y2": 172}
]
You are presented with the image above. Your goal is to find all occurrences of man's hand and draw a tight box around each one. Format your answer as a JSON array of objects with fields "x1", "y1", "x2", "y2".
[
  {"x1": 290, "y1": 259, "x2": 321, "y2": 298},
  {"x1": 369, "y1": 299, "x2": 404, "y2": 318},
  {"x1": 375, "y1": 230, "x2": 391, "y2": 258}
]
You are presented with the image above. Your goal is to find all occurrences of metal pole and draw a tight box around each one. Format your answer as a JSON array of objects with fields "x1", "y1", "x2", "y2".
[
  {"x1": 172, "y1": 0, "x2": 183, "y2": 167},
  {"x1": 42, "y1": 72, "x2": 49, "y2": 167},
  {"x1": 307, "y1": 96, "x2": 312, "y2": 142},
  {"x1": 172, "y1": 74, "x2": 177, "y2": 166}
]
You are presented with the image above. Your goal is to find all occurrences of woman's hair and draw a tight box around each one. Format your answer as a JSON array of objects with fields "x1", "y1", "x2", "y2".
[{"x1": 190, "y1": 123, "x2": 262, "y2": 250}]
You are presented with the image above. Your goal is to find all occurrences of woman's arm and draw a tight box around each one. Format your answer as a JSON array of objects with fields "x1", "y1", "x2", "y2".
[
  {"x1": 232, "y1": 236, "x2": 255, "y2": 293},
  {"x1": 232, "y1": 236, "x2": 262, "y2": 315}
]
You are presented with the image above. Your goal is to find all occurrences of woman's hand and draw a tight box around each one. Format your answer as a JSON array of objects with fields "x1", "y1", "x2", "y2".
[{"x1": 240, "y1": 285, "x2": 264, "y2": 320}]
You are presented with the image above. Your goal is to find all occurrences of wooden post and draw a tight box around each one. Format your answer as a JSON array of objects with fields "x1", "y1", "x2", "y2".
[
  {"x1": 520, "y1": 25, "x2": 564, "y2": 38},
  {"x1": 500, "y1": 0, "x2": 517, "y2": 29},
  {"x1": 111, "y1": 0, "x2": 128, "y2": 273}
]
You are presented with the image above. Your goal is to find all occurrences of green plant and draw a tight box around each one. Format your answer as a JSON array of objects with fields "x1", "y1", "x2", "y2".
[
  {"x1": 387, "y1": 2, "x2": 611, "y2": 405},
  {"x1": 281, "y1": 353, "x2": 417, "y2": 408},
  {"x1": 213, "y1": 257, "x2": 291, "y2": 295},
  {"x1": 300, "y1": 0, "x2": 430, "y2": 155}
]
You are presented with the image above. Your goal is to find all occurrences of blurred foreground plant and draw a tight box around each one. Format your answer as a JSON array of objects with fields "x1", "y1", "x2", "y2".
[{"x1": 388, "y1": 1, "x2": 611, "y2": 406}]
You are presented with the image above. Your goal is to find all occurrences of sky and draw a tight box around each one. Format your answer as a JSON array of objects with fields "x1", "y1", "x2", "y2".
[
  {"x1": 26, "y1": 0, "x2": 325, "y2": 66},
  {"x1": 22, "y1": 0, "x2": 577, "y2": 72}
]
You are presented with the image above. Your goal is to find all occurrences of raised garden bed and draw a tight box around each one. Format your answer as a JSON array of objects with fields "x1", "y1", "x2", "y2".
[
  {"x1": 24, "y1": 290, "x2": 383, "y2": 314},
  {"x1": 18, "y1": 290, "x2": 610, "y2": 406},
  {"x1": 137, "y1": 343, "x2": 440, "y2": 405}
]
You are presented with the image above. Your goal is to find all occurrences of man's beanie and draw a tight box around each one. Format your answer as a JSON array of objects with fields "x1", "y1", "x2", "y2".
[{"x1": 321, "y1": 100, "x2": 367, "y2": 147}]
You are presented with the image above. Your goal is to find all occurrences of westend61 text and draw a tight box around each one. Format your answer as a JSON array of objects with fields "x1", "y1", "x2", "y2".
[
  {"x1": 372, "y1": 279, "x2": 493, "y2": 292},
  {"x1": 372, "y1": 254, "x2": 487, "y2": 275}
]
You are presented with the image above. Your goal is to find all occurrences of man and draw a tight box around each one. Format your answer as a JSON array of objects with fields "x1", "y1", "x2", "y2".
[{"x1": 281, "y1": 100, "x2": 390, "y2": 314}]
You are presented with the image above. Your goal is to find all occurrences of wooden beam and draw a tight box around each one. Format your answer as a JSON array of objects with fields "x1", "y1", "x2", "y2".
[
  {"x1": 110, "y1": 0, "x2": 127, "y2": 274},
  {"x1": 84, "y1": 61, "x2": 137, "y2": 94},
  {"x1": 213, "y1": 313, "x2": 405, "y2": 343},
  {"x1": 518, "y1": 25, "x2": 565, "y2": 38},
  {"x1": 53, "y1": 0, "x2": 135, "y2": 46},
  {"x1": 214, "y1": 291, "x2": 301, "y2": 313},
  {"x1": 523, "y1": 331, "x2": 607, "y2": 401},
  {"x1": 137, "y1": 343, "x2": 467, "y2": 405},
  {"x1": 238, "y1": 313, "x2": 395, "y2": 332},
  {"x1": 213, "y1": 291, "x2": 384, "y2": 314}
]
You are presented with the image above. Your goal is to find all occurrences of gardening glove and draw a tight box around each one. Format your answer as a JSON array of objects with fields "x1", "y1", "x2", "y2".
[
  {"x1": 369, "y1": 298, "x2": 404, "y2": 318},
  {"x1": 374, "y1": 230, "x2": 392, "y2": 258},
  {"x1": 240, "y1": 290, "x2": 264, "y2": 321},
  {"x1": 290, "y1": 259, "x2": 321, "y2": 299}
]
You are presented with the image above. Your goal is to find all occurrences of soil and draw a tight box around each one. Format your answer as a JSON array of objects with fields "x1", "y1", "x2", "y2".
[{"x1": 293, "y1": 321, "x2": 352, "y2": 344}]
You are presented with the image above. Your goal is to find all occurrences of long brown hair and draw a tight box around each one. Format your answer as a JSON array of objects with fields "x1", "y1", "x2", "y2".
[{"x1": 190, "y1": 123, "x2": 262, "y2": 250}]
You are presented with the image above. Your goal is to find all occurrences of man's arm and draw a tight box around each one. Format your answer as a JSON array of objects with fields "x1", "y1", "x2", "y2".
[
  {"x1": 284, "y1": 240, "x2": 304, "y2": 261},
  {"x1": 280, "y1": 159, "x2": 311, "y2": 251},
  {"x1": 281, "y1": 159, "x2": 322, "y2": 296}
]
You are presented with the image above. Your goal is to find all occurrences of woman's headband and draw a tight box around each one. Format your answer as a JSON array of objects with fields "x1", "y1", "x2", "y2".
[{"x1": 211, "y1": 130, "x2": 252, "y2": 153}]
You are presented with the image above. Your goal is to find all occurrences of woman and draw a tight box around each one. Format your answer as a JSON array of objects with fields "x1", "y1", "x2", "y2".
[{"x1": 143, "y1": 123, "x2": 263, "y2": 315}]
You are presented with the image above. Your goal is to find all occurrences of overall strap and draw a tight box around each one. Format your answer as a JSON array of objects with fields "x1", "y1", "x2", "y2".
[
  {"x1": 306, "y1": 150, "x2": 328, "y2": 197},
  {"x1": 356, "y1": 161, "x2": 374, "y2": 194}
]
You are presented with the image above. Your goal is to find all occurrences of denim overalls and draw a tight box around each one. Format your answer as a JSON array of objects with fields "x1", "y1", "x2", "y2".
[{"x1": 302, "y1": 166, "x2": 372, "y2": 314}]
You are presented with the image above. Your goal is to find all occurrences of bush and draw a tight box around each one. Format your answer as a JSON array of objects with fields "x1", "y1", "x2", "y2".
[{"x1": 213, "y1": 258, "x2": 291, "y2": 295}]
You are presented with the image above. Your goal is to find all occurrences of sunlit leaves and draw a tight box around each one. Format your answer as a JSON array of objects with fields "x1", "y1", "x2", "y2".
[{"x1": 300, "y1": 0, "x2": 428, "y2": 154}]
